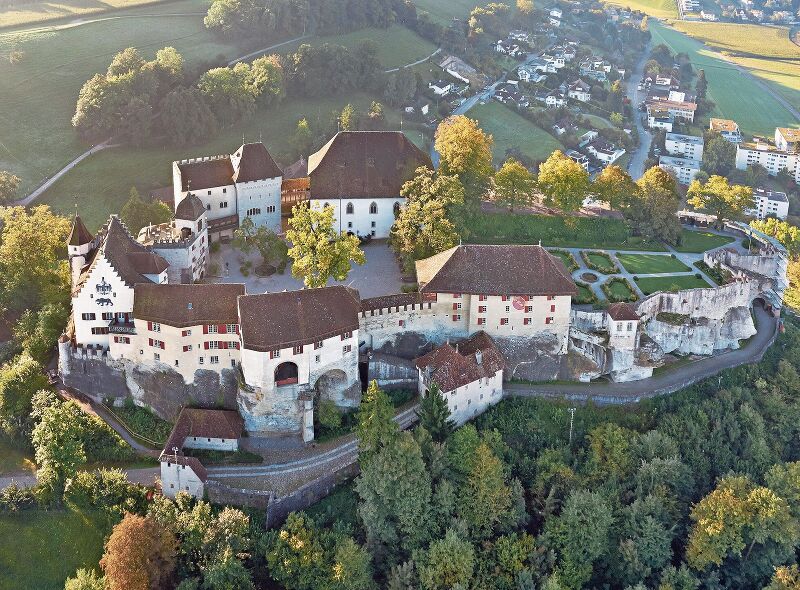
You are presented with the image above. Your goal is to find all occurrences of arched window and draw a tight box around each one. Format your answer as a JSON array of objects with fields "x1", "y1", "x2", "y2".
[
  {"x1": 274, "y1": 362, "x2": 299, "y2": 386},
  {"x1": 369, "y1": 202, "x2": 378, "y2": 215},
  {"x1": 393, "y1": 201, "x2": 401, "y2": 217},
  {"x1": 346, "y1": 202, "x2": 354, "y2": 215}
]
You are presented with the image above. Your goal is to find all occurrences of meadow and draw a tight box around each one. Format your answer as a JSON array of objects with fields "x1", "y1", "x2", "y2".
[
  {"x1": 0, "y1": 0, "x2": 183, "y2": 29},
  {"x1": 412, "y1": 0, "x2": 478, "y2": 25},
  {"x1": 600, "y1": 0, "x2": 677, "y2": 18},
  {"x1": 668, "y1": 21, "x2": 800, "y2": 113},
  {"x1": 648, "y1": 20, "x2": 799, "y2": 135},
  {"x1": 635, "y1": 274, "x2": 710, "y2": 294},
  {"x1": 470, "y1": 101, "x2": 565, "y2": 164},
  {"x1": 617, "y1": 253, "x2": 690, "y2": 274},
  {"x1": 674, "y1": 229, "x2": 735, "y2": 253}
]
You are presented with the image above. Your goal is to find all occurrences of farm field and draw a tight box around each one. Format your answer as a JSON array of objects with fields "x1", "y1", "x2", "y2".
[
  {"x1": 636, "y1": 274, "x2": 710, "y2": 294},
  {"x1": 667, "y1": 21, "x2": 800, "y2": 113},
  {"x1": 0, "y1": 509, "x2": 111, "y2": 590},
  {"x1": 0, "y1": 0, "x2": 241, "y2": 198},
  {"x1": 0, "y1": 0, "x2": 183, "y2": 29},
  {"x1": 617, "y1": 253, "x2": 691, "y2": 274},
  {"x1": 674, "y1": 229, "x2": 735, "y2": 253},
  {"x1": 276, "y1": 24, "x2": 438, "y2": 70},
  {"x1": 470, "y1": 101, "x2": 564, "y2": 164},
  {"x1": 39, "y1": 91, "x2": 402, "y2": 230},
  {"x1": 648, "y1": 20, "x2": 799, "y2": 135},
  {"x1": 600, "y1": 0, "x2": 677, "y2": 18}
]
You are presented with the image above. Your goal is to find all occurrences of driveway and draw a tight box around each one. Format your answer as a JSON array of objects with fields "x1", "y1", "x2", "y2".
[{"x1": 207, "y1": 240, "x2": 404, "y2": 298}]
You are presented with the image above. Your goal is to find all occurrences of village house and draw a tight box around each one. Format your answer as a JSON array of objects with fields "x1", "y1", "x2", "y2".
[
  {"x1": 545, "y1": 91, "x2": 568, "y2": 108},
  {"x1": 307, "y1": 131, "x2": 432, "y2": 239},
  {"x1": 710, "y1": 118, "x2": 742, "y2": 143},
  {"x1": 775, "y1": 127, "x2": 800, "y2": 154},
  {"x1": 566, "y1": 149, "x2": 590, "y2": 171},
  {"x1": 428, "y1": 79, "x2": 452, "y2": 96},
  {"x1": 659, "y1": 154, "x2": 702, "y2": 185},
  {"x1": 160, "y1": 408, "x2": 244, "y2": 498},
  {"x1": 172, "y1": 143, "x2": 283, "y2": 241},
  {"x1": 415, "y1": 332, "x2": 505, "y2": 426},
  {"x1": 566, "y1": 79, "x2": 592, "y2": 102},
  {"x1": 517, "y1": 64, "x2": 547, "y2": 83},
  {"x1": 585, "y1": 140, "x2": 626, "y2": 165},
  {"x1": 647, "y1": 110, "x2": 674, "y2": 132},
  {"x1": 495, "y1": 39, "x2": 525, "y2": 58},
  {"x1": 646, "y1": 98, "x2": 697, "y2": 123},
  {"x1": 665, "y1": 132, "x2": 704, "y2": 160}
]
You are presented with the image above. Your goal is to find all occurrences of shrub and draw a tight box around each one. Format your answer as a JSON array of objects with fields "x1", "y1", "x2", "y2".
[
  {"x1": 65, "y1": 468, "x2": 147, "y2": 515},
  {"x1": 602, "y1": 277, "x2": 637, "y2": 303},
  {"x1": 581, "y1": 250, "x2": 618, "y2": 275},
  {"x1": 112, "y1": 403, "x2": 173, "y2": 445},
  {"x1": 550, "y1": 249, "x2": 579, "y2": 272},
  {"x1": 0, "y1": 482, "x2": 36, "y2": 512},
  {"x1": 317, "y1": 400, "x2": 342, "y2": 431}
]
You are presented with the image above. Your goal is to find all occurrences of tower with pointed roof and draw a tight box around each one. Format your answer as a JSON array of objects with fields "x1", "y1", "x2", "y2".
[{"x1": 67, "y1": 213, "x2": 94, "y2": 289}]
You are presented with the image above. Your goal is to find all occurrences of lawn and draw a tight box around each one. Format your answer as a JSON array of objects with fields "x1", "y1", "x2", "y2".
[
  {"x1": 635, "y1": 274, "x2": 710, "y2": 294},
  {"x1": 603, "y1": 277, "x2": 638, "y2": 303},
  {"x1": 0, "y1": 0, "x2": 242, "y2": 198},
  {"x1": 277, "y1": 24, "x2": 437, "y2": 70},
  {"x1": 39, "y1": 91, "x2": 403, "y2": 230},
  {"x1": 617, "y1": 253, "x2": 691, "y2": 274},
  {"x1": 470, "y1": 101, "x2": 564, "y2": 164},
  {"x1": 648, "y1": 20, "x2": 799, "y2": 135},
  {"x1": 413, "y1": 0, "x2": 478, "y2": 25},
  {"x1": 0, "y1": 0, "x2": 182, "y2": 29},
  {"x1": 469, "y1": 213, "x2": 668, "y2": 251},
  {"x1": 550, "y1": 249, "x2": 579, "y2": 272},
  {"x1": 582, "y1": 251, "x2": 619, "y2": 274},
  {"x1": 600, "y1": 0, "x2": 677, "y2": 18},
  {"x1": 0, "y1": 509, "x2": 111, "y2": 590},
  {"x1": 673, "y1": 229, "x2": 735, "y2": 253},
  {"x1": 668, "y1": 21, "x2": 800, "y2": 112},
  {"x1": 575, "y1": 283, "x2": 597, "y2": 305},
  {"x1": 582, "y1": 114, "x2": 613, "y2": 129},
  {"x1": 0, "y1": 436, "x2": 35, "y2": 475}
]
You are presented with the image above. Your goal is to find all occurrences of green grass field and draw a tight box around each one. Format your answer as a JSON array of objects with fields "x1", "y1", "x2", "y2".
[
  {"x1": 617, "y1": 253, "x2": 691, "y2": 274},
  {"x1": 583, "y1": 251, "x2": 618, "y2": 274},
  {"x1": 470, "y1": 101, "x2": 564, "y2": 164},
  {"x1": 604, "y1": 278, "x2": 637, "y2": 302},
  {"x1": 413, "y1": 0, "x2": 477, "y2": 25},
  {"x1": 551, "y1": 249, "x2": 579, "y2": 272},
  {"x1": 667, "y1": 21, "x2": 800, "y2": 113},
  {"x1": 575, "y1": 283, "x2": 597, "y2": 304},
  {"x1": 636, "y1": 274, "x2": 710, "y2": 294},
  {"x1": 601, "y1": 0, "x2": 677, "y2": 18},
  {"x1": 39, "y1": 91, "x2": 402, "y2": 230},
  {"x1": 0, "y1": 0, "x2": 240, "y2": 198},
  {"x1": 648, "y1": 20, "x2": 799, "y2": 135},
  {"x1": 0, "y1": 510, "x2": 110, "y2": 590},
  {"x1": 0, "y1": 0, "x2": 182, "y2": 29},
  {"x1": 582, "y1": 114, "x2": 613, "y2": 129},
  {"x1": 0, "y1": 436, "x2": 35, "y2": 475},
  {"x1": 277, "y1": 24, "x2": 437, "y2": 70},
  {"x1": 674, "y1": 229, "x2": 735, "y2": 253}
]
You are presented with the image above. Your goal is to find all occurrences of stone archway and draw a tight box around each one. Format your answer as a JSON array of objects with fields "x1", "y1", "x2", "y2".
[{"x1": 315, "y1": 369, "x2": 348, "y2": 401}]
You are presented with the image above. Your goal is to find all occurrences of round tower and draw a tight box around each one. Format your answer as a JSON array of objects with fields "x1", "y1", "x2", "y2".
[{"x1": 67, "y1": 213, "x2": 93, "y2": 288}]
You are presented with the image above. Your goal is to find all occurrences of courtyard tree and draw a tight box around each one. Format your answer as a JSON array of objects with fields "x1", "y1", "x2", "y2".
[
  {"x1": 537, "y1": 150, "x2": 590, "y2": 212},
  {"x1": 492, "y1": 158, "x2": 536, "y2": 211},
  {"x1": 389, "y1": 167, "x2": 464, "y2": 271},
  {"x1": 0, "y1": 170, "x2": 20, "y2": 204},
  {"x1": 233, "y1": 217, "x2": 289, "y2": 274},
  {"x1": 687, "y1": 175, "x2": 752, "y2": 229},
  {"x1": 625, "y1": 166, "x2": 681, "y2": 244},
  {"x1": 100, "y1": 513, "x2": 177, "y2": 590},
  {"x1": 120, "y1": 187, "x2": 173, "y2": 234},
  {"x1": 593, "y1": 165, "x2": 636, "y2": 211},
  {"x1": 702, "y1": 133, "x2": 736, "y2": 176},
  {"x1": 434, "y1": 115, "x2": 494, "y2": 207},
  {"x1": 285, "y1": 203, "x2": 365, "y2": 288},
  {"x1": 417, "y1": 383, "x2": 454, "y2": 443},
  {"x1": 32, "y1": 399, "x2": 88, "y2": 499}
]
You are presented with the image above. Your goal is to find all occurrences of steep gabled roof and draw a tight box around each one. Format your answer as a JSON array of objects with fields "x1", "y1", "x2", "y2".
[
  {"x1": 175, "y1": 193, "x2": 207, "y2": 221},
  {"x1": 134, "y1": 283, "x2": 246, "y2": 328},
  {"x1": 232, "y1": 142, "x2": 282, "y2": 182},
  {"x1": 415, "y1": 331, "x2": 505, "y2": 393},
  {"x1": 68, "y1": 214, "x2": 93, "y2": 247},
  {"x1": 416, "y1": 245, "x2": 578, "y2": 297},
  {"x1": 238, "y1": 286, "x2": 361, "y2": 351},
  {"x1": 308, "y1": 131, "x2": 432, "y2": 200},
  {"x1": 607, "y1": 302, "x2": 639, "y2": 321}
]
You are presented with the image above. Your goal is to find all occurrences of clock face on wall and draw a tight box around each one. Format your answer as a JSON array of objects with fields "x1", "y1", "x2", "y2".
[{"x1": 512, "y1": 295, "x2": 528, "y2": 310}]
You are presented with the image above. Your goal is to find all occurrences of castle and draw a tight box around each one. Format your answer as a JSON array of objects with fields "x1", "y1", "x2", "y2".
[{"x1": 59, "y1": 132, "x2": 789, "y2": 450}]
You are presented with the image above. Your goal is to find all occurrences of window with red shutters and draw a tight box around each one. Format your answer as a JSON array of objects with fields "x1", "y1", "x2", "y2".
[
  {"x1": 452, "y1": 303, "x2": 458, "y2": 310},
  {"x1": 452, "y1": 293, "x2": 461, "y2": 298},
  {"x1": 500, "y1": 318, "x2": 509, "y2": 325},
  {"x1": 148, "y1": 338, "x2": 153, "y2": 346},
  {"x1": 452, "y1": 314, "x2": 461, "y2": 321},
  {"x1": 160, "y1": 341, "x2": 165, "y2": 350},
  {"x1": 479, "y1": 295, "x2": 487, "y2": 301},
  {"x1": 501, "y1": 296, "x2": 509, "y2": 302},
  {"x1": 114, "y1": 336, "x2": 119, "y2": 343},
  {"x1": 183, "y1": 345, "x2": 189, "y2": 352},
  {"x1": 477, "y1": 318, "x2": 486, "y2": 325},
  {"x1": 524, "y1": 318, "x2": 531, "y2": 325},
  {"x1": 479, "y1": 305, "x2": 487, "y2": 313},
  {"x1": 148, "y1": 321, "x2": 153, "y2": 331},
  {"x1": 218, "y1": 324, "x2": 227, "y2": 334},
  {"x1": 547, "y1": 295, "x2": 555, "y2": 301},
  {"x1": 546, "y1": 317, "x2": 554, "y2": 324},
  {"x1": 204, "y1": 342, "x2": 209, "y2": 350},
  {"x1": 525, "y1": 306, "x2": 532, "y2": 313},
  {"x1": 203, "y1": 325, "x2": 208, "y2": 334}
]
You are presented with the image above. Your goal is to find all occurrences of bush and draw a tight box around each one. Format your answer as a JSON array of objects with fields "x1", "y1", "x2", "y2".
[
  {"x1": 0, "y1": 482, "x2": 36, "y2": 512},
  {"x1": 602, "y1": 277, "x2": 638, "y2": 303},
  {"x1": 581, "y1": 250, "x2": 618, "y2": 274},
  {"x1": 387, "y1": 388, "x2": 415, "y2": 407},
  {"x1": 65, "y1": 468, "x2": 147, "y2": 515},
  {"x1": 317, "y1": 400, "x2": 342, "y2": 431},
  {"x1": 112, "y1": 403, "x2": 173, "y2": 445}
]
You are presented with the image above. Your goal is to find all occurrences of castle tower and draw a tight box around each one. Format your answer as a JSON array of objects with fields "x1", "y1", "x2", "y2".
[
  {"x1": 67, "y1": 213, "x2": 93, "y2": 288},
  {"x1": 174, "y1": 192, "x2": 207, "y2": 237}
]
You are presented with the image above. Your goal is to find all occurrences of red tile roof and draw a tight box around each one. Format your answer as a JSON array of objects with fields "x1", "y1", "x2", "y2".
[
  {"x1": 133, "y1": 283, "x2": 246, "y2": 328},
  {"x1": 607, "y1": 302, "x2": 640, "y2": 321},
  {"x1": 415, "y1": 331, "x2": 505, "y2": 392}
]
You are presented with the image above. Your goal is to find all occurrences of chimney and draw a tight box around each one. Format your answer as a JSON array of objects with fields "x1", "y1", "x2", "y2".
[{"x1": 475, "y1": 350, "x2": 482, "y2": 365}]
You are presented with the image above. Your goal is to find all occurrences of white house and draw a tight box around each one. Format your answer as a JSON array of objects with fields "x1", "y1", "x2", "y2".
[
  {"x1": 775, "y1": 127, "x2": 800, "y2": 154},
  {"x1": 665, "y1": 132, "x2": 705, "y2": 160},
  {"x1": 567, "y1": 79, "x2": 591, "y2": 102},
  {"x1": 173, "y1": 143, "x2": 283, "y2": 241},
  {"x1": 308, "y1": 131, "x2": 432, "y2": 239},
  {"x1": 517, "y1": 64, "x2": 546, "y2": 83},
  {"x1": 646, "y1": 98, "x2": 697, "y2": 123},
  {"x1": 648, "y1": 113, "x2": 674, "y2": 132},
  {"x1": 606, "y1": 303, "x2": 640, "y2": 351},
  {"x1": 566, "y1": 149, "x2": 590, "y2": 171},
  {"x1": 415, "y1": 332, "x2": 505, "y2": 426},
  {"x1": 428, "y1": 80, "x2": 452, "y2": 95},
  {"x1": 545, "y1": 92, "x2": 567, "y2": 108},
  {"x1": 659, "y1": 155, "x2": 702, "y2": 185},
  {"x1": 160, "y1": 408, "x2": 244, "y2": 498},
  {"x1": 585, "y1": 140, "x2": 626, "y2": 165},
  {"x1": 747, "y1": 187, "x2": 789, "y2": 220},
  {"x1": 710, "y1": 118, "x2": 742, "y2": 143}
]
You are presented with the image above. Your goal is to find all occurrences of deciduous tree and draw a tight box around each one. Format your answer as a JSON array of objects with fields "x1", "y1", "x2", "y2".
[
  {"x1": 593, "y1": 164, "x2": 636, "y2": 211},
  {"x1": 32, "y1": 399, "x2": 88, "y2": 498},
  {"x1": 0, "y1": 353, "x2": 49, "y2": 436},
  {"x1": 537, "y1": 150, "x2": 590, "y2": 212},
  {"x1": 457, "y1": 442, "x2": 511, "y2": 538},
  {"x1": 159, "y1": 87, "x2": 218, "y2": 146},
  {"x1": 0, "y1": 170, "x2": 20, "y2": 204},
  {"x1": 356, "y1": 380, "x2": 398, "y2": 457},
  {"x1": 625, "y1": 166, "x2": 681, "y2": 244},
  {"x1": 434, "y1": 115, "x2": 494, "y2": 207},
  {"x1": 249, "y1": 54, "x2": 285, "y2": 107},
  {"x1": 120, "y1": 187, "x2": 173, "y2": 234},
  {"x1": 702, "y1": 133, "x2": 736, "y2": 176},
  {"x1": 233, "y1": 218, "x2": 288, "y2": 273},
  {"x1": 492, "y1": 158, "x2": 536, "y2": 211},
  {"x1": 285, "y1": 203, "x2": 365, "y2": 288},
  {"x1": 293, "y1": 118, "x2": 313, "y2": 156},
  {"x1": 687, "y1": 175, "x2": 752, "y2": 229},
  {"x1": 418, "y1": 529, "x2": 474, "y2": 590},
  {"x1": 65, "y1": 568, "x2": 107, "y2": 590}
]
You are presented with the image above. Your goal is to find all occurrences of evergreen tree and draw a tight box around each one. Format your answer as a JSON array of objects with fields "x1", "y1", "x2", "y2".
[
  {"x1": 356, "y1": 380, "x2": 398, "y2": 458},
  {"x1": 417, "y1": 383, "x2": 454, "y2": 443}
]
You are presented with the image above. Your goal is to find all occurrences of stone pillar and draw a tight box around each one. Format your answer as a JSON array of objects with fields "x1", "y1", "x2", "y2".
[{"x1": 302, "y1": 399, "x2": 314, "y2": 443}]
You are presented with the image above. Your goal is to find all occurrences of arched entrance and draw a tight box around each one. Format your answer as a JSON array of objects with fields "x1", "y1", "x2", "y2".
[
  {"x1": 274, "y1": 362, "x2": 299, "y2": 387},
  {"x1": 315, "y1": 369, "x2": 348, "y2": 400}
]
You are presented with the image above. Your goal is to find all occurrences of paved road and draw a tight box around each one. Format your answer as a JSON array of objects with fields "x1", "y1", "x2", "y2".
[
  {"x1": 385, "y1": 47, "x2": 442, "y2": 73},
  {"x1": 508, "y1": 302, "x2": 778, "y2": 403},
  {"x1": 0, "y1": 466, "x2": 159, "y2": 490},
  {"x1": 626, "y1": 41, "x2": 652, "y2": 180},
  {"x1": 226, "y1": 35, "x2": 312, "y2": 66}
]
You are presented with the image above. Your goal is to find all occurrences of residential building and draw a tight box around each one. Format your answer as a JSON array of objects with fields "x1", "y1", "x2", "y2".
[
  {"x1": 585, "y1": 140, "x2": 626, "y2": 165},
  {"x1": 710, "y1": 118, "x2": 742, "y2": 143},
  {"x1": 415, "y1": 332, "x2": 505, "y2": 426},
  {"x1": 566, "y1": 149, "x2": 590, "y2": 170},
  {"x1": 495, "y1": 39, "x2": 524, "y2": 57},
  {"x1": 747, "y1": 187, "x2": 789, "y2": 220},
  {"x1": 545, "y1": 92, "x2": 567, "y2": 108},
  {"x1": 517, "y1": 64, "x2": 547, "y2": 83},
  {"x1": 606, "y1": 302, "x2": 640, "y2": 351},
  {"x1": 172, "y1": 143, "x2": 282, "y2": 241},
  {"x1": 735, "y1": 140, "x2": 800, "y2": 177},
  {"x1": 428, "y1": 80, "x2": 452, "y2": 95},
  {"x1": 160, "y1": 408, "x2": 243, "y2": 498},
  {"x1": 665, "y1": 132, "x2": 704, "y2": 160},
  {"x1": 659, "y1": 155, "x2": 702, "y2": 185},
  {"x1": 648, "y1": 112, "x2": 674, "y2": 132},
  {"x1": 646, "y1": 98, "x2": 697, "y2": 123},
  {"x1": 567, "y1": 79, "x2": 591, "y2": 102},
  {"x1": 308, "y1": 131, "x2": 432, "y2": 239},
  {"x1": 775, "y1": 128, "x2": 800, "y2": 154}
]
